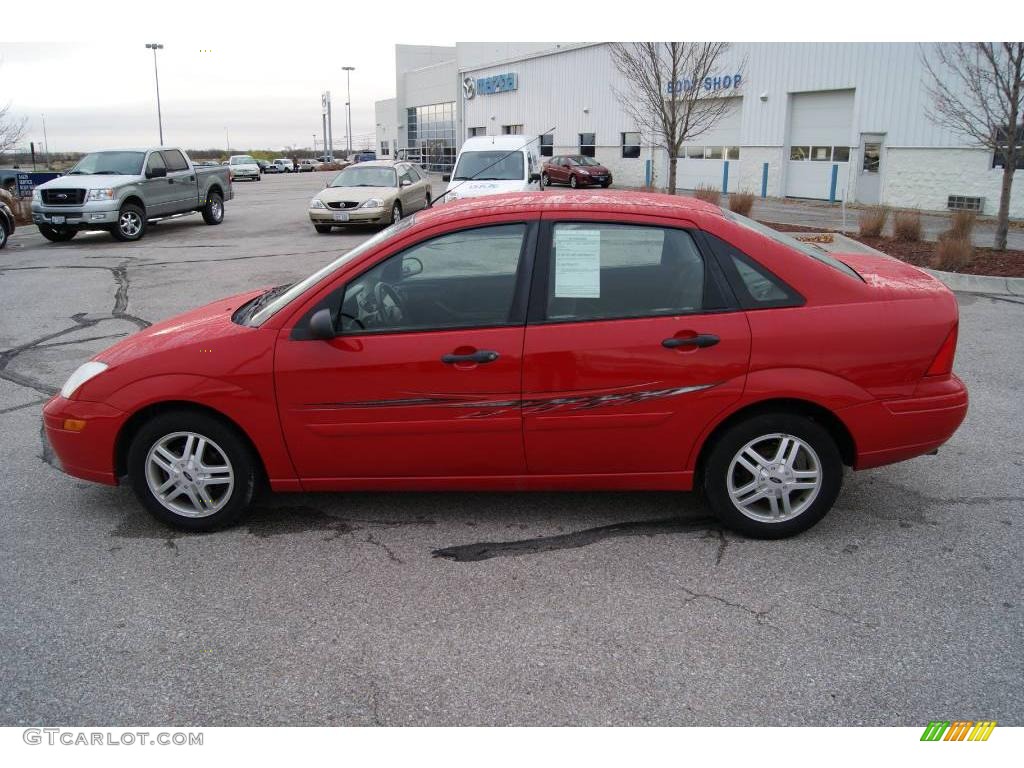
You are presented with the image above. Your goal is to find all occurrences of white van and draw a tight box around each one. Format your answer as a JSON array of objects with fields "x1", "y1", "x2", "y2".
[{"x1": 442, "y1": 135, "x2": 543, "y2": 201}]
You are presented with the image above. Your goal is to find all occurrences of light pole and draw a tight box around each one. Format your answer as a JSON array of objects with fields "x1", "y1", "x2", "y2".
[
  {"x1": 342, "y1": 66, "x2": 355, "y2": 154},
  {"x1": 145, "y1": 43, "x2": 165, "y2": 145},
  {"x1": 225, "y1": 128, "x2": 230, "y2": 152},
  {"x1": 41, "y1": 114, "x2": 50, "y2": 169}
]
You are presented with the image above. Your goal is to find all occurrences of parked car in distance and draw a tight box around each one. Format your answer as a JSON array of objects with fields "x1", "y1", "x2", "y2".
[
  {"x1": 44, "y1": 191, "x2": 967, "y2": 537},
  {"x1": 273, "y1": 159, "x2": 294, "y2": 173},
  {"x1": 262, "y1": 160, "x2": 280, "y2": 174},
  {"x1": 297, "y1": 159, "x2": 321, "y2": 173},
  {"x1": 256, "y1": 159, "x2": 271, "y2": 173},
  {"x1": 0, "y1": 189, "x2": 15, "y2": 248},
  {"x1": 30, "y1": 148, "x2": 232, "y2": 242},
  {"x1": 442, "y1": 135, "x2": 542, "y2": 202},
  {"x1": 228, "y1": 155, "x2": 261, "y2": 182},
  {"x1": 543, "y1": 155, "x2": 613, "y2": 188},
  {"x1": 351, "y1": 151, "x2": 377, "y2": 163},
  {"x1": 308, "y1": 161, "x2": 431, "y2": 232}
]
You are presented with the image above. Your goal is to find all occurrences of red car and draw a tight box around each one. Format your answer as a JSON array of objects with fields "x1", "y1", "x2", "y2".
[
  {"x1": 43, "y1": 192, "x2": 967, "y2": 538},
  {"x1": 542, "y1": 155, "x2": 613, "y2": 188}
]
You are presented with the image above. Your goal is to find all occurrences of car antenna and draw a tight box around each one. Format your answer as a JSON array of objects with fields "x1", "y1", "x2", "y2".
[{"x1": 428, "y1": 126, "x2": 556, "y2": 208}]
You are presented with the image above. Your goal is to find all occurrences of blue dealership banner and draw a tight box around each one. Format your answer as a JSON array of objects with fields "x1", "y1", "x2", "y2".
[{"x1": 16, "y1": 172, "x2": 61, "y2": 198}]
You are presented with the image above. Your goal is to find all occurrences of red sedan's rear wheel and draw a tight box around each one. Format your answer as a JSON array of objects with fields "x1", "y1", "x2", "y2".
[{"x1": 702, "y1": 412, "x2": 843, "y2": 539}]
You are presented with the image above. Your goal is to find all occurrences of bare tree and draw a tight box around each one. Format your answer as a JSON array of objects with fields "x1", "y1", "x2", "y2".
[
  {"x1": 0, "y1": 102, "x2": 28, "y2": 157},
  {"x1": 610, "y1": 42, "x2": 742, "y2": 195},
  {"x1": 923, "y1": 43, "x2": 1023, "y2": 251}
]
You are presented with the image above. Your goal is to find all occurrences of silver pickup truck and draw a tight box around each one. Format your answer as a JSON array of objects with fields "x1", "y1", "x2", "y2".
[{"x1": 31, "y1": 148, "x2": 232, "y2": 242}]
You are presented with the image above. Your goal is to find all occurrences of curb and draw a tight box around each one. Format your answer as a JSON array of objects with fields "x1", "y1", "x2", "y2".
[{"x1": 922, "y1": 268, "x2": 1024, "y2": 297}]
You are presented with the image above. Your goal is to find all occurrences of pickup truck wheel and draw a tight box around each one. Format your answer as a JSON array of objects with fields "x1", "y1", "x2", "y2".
[
  {"x1": 0, "y1": 221, "x2": 8, "y2": 249},
  {"x1": 314, "y1": 224, "x2": 333, "y2": 234},
  {"x1": 38, "y1": 224, "x2": 77, "y2": 243},
  {"x1": 112, "y1": 203, "x2": 146, "y2": 241},
  {"x1": 202, "y1": 191, "x2": 224, "y2": 225}
]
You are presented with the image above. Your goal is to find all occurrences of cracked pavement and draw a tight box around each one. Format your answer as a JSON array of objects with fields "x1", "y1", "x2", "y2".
[{"x1": 0, "y1": 173, "x2": 1021, "y2": 725}]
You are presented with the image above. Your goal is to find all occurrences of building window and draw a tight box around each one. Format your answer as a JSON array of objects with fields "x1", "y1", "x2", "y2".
[
  {"x1": 726, "y1": 146, "x2": 740, "y2": 160},
  {"x1": 705, "y1": 146, "x2": 723, "y2": 160},
  {"x1": 539, "y1": 133, "x2": 553, "y2": 157},
  {"x1": 862, "y1": 143, "x2": 881, "y2": 172},
  {"x1": 832, "y1": 146, "x2": 850, "y2": 163},
  {"x1": 502, "y1": 124, "x2": 523, "y2": 135},
  {"x1": 811, "y1": 146, "x2": 832, "y2": 161},
  {"x1": 406, "y1": 102, "x2": 456, "y2": 173},
  {"x1": 685, "y1": 146, "x2": 705, "y2": 159},
  {"x1": 468, "y1": 126, "x2": 486, "y2": 138},
  {"x1": 579, "y1": 133, "x2": 596, "y2": 157},
  {"x1": 993, "y1": 125, "x2": 1024, "y2": 169},
  {"x1": 380, "y1": 141, "x2": 389, "y2": 156},
  {"x1": 621, "y1": 132, "x2": 641, "y2": 159},
  {"x1": 790, "y1": 146, "x2": 810, "y2": 161}
]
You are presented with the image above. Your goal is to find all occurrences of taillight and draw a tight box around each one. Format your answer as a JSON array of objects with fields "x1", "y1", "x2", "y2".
[{"x1": 926, "y1": 324, "x2": 958, "y2": 377}]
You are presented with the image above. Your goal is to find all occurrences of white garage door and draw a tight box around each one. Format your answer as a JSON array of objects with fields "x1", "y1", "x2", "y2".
[
  {"x1": 674, "y1": 98, "x2": 741, "y2": 192},
  {"x1": 785, "y1": 89, "x2": 854, "y2": 200}
]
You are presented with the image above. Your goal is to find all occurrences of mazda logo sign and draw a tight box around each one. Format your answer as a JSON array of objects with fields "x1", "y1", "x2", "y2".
[{"x1": 462, "y1": 76, "x2": 476, "y2": 100}]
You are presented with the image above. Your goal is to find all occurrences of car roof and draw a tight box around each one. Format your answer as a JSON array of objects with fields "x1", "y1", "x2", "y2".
[
  {"x1": 460, "y1": 135, "x2": 537, "y2": 152},
  {"x1": 416, "y1": 191, "x2": 725, "y2": 226}
]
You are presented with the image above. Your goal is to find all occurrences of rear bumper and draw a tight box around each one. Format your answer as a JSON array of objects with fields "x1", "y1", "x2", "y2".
[
  {"x1": 844, "y1": 375, "x2": 969, "y2": 469},
  {"x1": 42, "y1": 396, "x2": 125, "y2": 485}
]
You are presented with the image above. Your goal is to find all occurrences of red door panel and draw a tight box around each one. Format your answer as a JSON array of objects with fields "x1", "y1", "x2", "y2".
[
  {"x1": 522, "y1": 313, "x2": 751, "y2": 475},
  {"x1": 274, "y1": 326, "x2": 526, "y2": 479}
]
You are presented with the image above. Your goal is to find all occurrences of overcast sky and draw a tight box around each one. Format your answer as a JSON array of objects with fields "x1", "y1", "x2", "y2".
[{"x1": 1, "y1": 40, "x2": 451, "y2": 153}]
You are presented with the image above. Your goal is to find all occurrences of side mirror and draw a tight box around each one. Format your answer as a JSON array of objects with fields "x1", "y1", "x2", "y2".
[
  {"x1": 147, "y1": 167, "x2": 167, "y2": 179},
  {"x1": 308, "y1": 307, "x2": 336, "y2": 340},
  {"x1": 401, "y1": 256, "x2": 423, "y2": 278},
  {"x1": 529, "y1": 172, "x2": 542, "y2": 183},
  {"x1": 442, "y1": 174, "x2": 451, "y2": 183},
  {"x1": 400, "y1": 179, "x2": 412, "y2": 187}
]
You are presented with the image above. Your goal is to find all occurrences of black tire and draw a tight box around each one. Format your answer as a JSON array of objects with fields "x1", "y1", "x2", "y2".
[
  {"x1": 0, "y1": 221, "x2": 8, "y2": 249},
  {"x1": 702, "y1": 412, "x2": 843, "y2": 539},
  {"x1": 542, "y1": 172, "x2": 550, "y2": 186},
  {"x1": 111, "y1": 202, "x2": 146, "y2": 242},
  {"x1": 314, "y1": 224, "x2": 333, "y2": 234},
  {"x1": 38, "y1": 224, "x2": 77, "y2": 242},
  {"x1": 202, "y1": 190, "x2": 224, "y2": 225},
  {"x1": 127, "y1": 409, "x2": 257, "y2": 532},
  {"x1": 390, "y1": 201, "x2": 402, "y2": 225},
  {"x1": 602, "y1": 181, "x2": 612, "y2": 188},
  {"x1": 569, "y1": 175, "x2": 578, "y2": 189}
]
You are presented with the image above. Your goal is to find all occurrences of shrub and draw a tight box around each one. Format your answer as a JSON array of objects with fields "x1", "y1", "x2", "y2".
[
  {"x1": 893, "y1": 210, "x2": 922, "y2": 242},
  {"x1": 318, "y1": 162, "x2": 346, "y2": 171},
  {"x1": 693, "y1": 185, "x2": 721, "y2": 205},
  {"x1": 945, "y1": 211, "x2": 976, "y2": 241},
  {"x1": 728, "y1": 191, "x2": 755, "y2": 216},
  {"x1": 933, "y1": 237, "x2": 974, "y2": 272},
  {"x1": 858, "y1": 206, "x2": 889, "y2": 237}
]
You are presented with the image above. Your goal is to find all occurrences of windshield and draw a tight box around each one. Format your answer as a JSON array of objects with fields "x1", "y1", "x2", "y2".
[
  {"x1": 569, "y1": 156, "x2": 601, "y2": 166},
  {"x1": 722, "y1": 209, "x2": 863, "y2": 280},
  {"x1": 248, "y1": 214, "x2": 418, "y2": 326},
  {"x1": 452, "y1": 150, "x2": 524, "y2": 181},
  {"x1": 330, "y1": 166, "x2": 397, "y2": 188},
  {"x1": 68, "y1": 151, "x2": 146, "y2": 176},
  {"x1": 230, "y1": 156, "x2": 256, "y2": 165}
]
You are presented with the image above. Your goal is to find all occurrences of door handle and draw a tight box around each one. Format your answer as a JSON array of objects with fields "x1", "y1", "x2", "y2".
[
  {"x1": 662, "y1": 334, "x2": 720, "y2": 349},
  {"x1": 441, "y1": 350, "x2": 500, "y2": 364}
]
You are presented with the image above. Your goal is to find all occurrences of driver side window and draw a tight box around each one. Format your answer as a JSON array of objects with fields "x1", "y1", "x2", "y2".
[
  {"x1": 338, "y1": 224, "x2": 528, "y2": 335},
  {"x1": 146, "y1": 152, "x2": 166, "y2": 175}
]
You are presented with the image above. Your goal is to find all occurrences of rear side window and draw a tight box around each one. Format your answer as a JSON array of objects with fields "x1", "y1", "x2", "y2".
[
  {"x1": 161, "y1": 150, "x2": 190, "y2": 171},
  {"x1": 544, "y1": 223, "x2": 706, "y2": 322},
  {"x1": 704, "y1": 232, "x2": 803, "y2": 308}
]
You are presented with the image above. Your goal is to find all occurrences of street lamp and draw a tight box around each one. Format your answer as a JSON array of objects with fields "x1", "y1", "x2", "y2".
[
  {"x1": 145, "y1": 43, "x2": 165, "y2": 145},
  {"x1": 342, "y1": 66, "x2": 355, "y2": 154}
]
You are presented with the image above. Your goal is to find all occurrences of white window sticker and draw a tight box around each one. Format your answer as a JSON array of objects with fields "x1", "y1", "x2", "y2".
[{"x1": 554, "y1": 229, "x2": 601, "y2": 298}]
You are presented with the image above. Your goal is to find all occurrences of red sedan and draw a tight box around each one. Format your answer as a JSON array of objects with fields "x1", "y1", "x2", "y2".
[
  {"x1": 542, "y1": 155, "x2": 613, "y2": 188},
  {"x1": 43, "y1": 192, "x2": 967, "y2": 538}
]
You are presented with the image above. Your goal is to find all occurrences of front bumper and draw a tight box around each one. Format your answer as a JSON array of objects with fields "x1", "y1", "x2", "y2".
[
  {"x1": 580, "y1": 174, "x2": 612, "y2": 186},
  {"x1": 309, "y1": 207, "x2": 386, "y2": 225},
  {"x1": 232, "y1": 169, "x2": 260, "y2": 179},
  {"x1": 42, "y1": 396, "x2": 126, "y2": 485},
  {"x1": 31, "y1": 200, "x2": 120, "y2": 227}
]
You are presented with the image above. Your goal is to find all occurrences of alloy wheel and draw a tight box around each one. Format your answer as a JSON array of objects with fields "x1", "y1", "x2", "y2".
[
  {"x1": 145, "y1": 431, "x2": 235, "y2": 518},
  {"x1": 119, "y1": 211, "x2": 142, "y2": 237},
  {"x1": 726, "y1": 433, "x2": 822, "y2": 522}
]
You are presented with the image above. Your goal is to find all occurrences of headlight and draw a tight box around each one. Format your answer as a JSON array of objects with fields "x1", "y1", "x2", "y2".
[
  {"x1": 310, "y1": 198, "x2": 326, "y2": 209},
  {"x1": 577, "y1": 169, "x2": 591, "y2": 175},
  {"x1": 359, "y1": 198, "x2": 384, "y2": 209},
  {"x1": 86, "y1": 188, "x2": 115, "y2": 202},
  {"x1": 32, "y1": 189, "x2": 41, "y2": 202},
  {"x1": 60, "y1": 361, "x2": 109, "y2": 399}
]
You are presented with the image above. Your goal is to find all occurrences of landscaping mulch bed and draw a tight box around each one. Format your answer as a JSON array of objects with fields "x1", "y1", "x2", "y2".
[{"x1": 763, "y1": 221, "x2": 1024, "y2": 278}]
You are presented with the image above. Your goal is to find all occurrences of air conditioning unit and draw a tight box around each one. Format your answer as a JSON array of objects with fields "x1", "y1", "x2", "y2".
[{"x1": 947, "y1": 195, "x2": 983, "y2": 212}]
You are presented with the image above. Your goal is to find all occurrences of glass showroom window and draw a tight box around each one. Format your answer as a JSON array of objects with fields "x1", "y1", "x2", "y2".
[
  {"x1": 408, "y1": 102, "x2": 456, "y2": 173},
  {"x1": 579, "y1": 133, "x2": 596, "y2": 158},
  {"x1": 539, "y1": 134, "x2": 554, "y2": 157},
  {"x1": 621, "y1": 132, "x2": 641, "y2": 159},
  {"x1": 502, "y1": 124, "x2": 523, "y2": 135}
]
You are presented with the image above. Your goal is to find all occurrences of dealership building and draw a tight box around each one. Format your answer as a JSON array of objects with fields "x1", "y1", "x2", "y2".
[{"x1": 375, "y1": 42, "x2": 1022, "y2": 217}]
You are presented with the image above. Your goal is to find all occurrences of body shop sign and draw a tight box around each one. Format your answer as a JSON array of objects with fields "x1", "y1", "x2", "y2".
[{"x1": 667, "y1": 74, "x2": 742, "y2": 94}]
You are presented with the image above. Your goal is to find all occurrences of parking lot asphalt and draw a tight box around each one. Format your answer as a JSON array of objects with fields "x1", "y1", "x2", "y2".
[{"x1": 1, "y1": 172, "x2": 1021, "y2": 726}]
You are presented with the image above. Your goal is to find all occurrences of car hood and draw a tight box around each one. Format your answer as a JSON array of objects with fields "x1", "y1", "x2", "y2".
[
  {"x1": 38, "y1": 174, "x2": 142, "y2": 190},
  {"x1": 98, "y1": 288, "x2": 267, "y2": 368},
  {"x1": 318, "y1": 186, "x2": 397, "y2": 204}
]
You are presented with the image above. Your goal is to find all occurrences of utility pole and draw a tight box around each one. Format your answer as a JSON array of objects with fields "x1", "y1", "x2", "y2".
[
  {"x1": 225, "y1": 128, "x2": 230, "y2": 152},
  {"x1": 41, "y1": 114, "x2": 50, "y2": 169},
  {"x1": 342, "y1": 66, "x2": 355, "y2": 154},
  {"x1": 145, "y1": 43, "x2": 165, "y2": 145}
]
